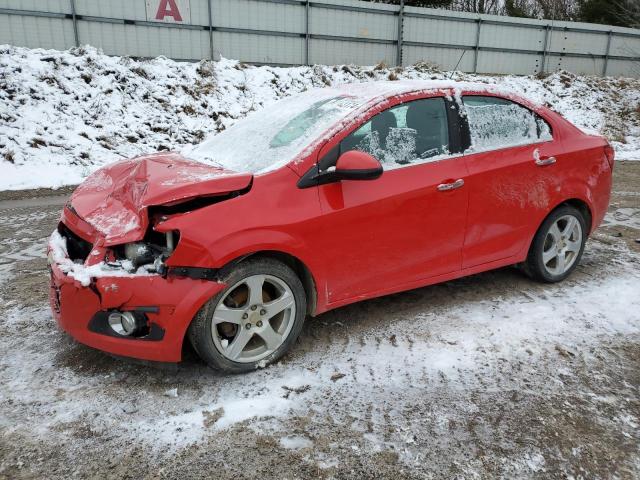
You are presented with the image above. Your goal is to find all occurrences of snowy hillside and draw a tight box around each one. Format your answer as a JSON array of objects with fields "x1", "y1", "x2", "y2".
[{"x1": 1, "y1": 44, "x2": 639, "y2": 191}]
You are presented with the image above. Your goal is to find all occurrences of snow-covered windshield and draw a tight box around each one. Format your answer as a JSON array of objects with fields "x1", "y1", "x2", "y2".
[{"x1": 185, "y1": 90, "x2": 364, "y2": 174}]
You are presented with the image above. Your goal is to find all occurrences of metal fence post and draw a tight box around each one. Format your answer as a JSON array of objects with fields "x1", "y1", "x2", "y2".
[
  {"x1": 541, "y1": 24, "x2": 550, "y2": 74},
  {"x1": 207, "y1": 0, "x2": 214, "y2": 60},
  {"x1": 396, "y1": 0, "x2": 404, "y2": 67},
  {"x1": 305, "y1": 0, "x2": 310, "y2": 65},
  {"x1": 69, "y1": 0, "x2": 79, "y2": 47},
  {"x1": 473, "y1": 17, "x2": 482, "y2": 73},
  {"x1": 602, "y1": 30, "x2": 613, "y2": 77}
]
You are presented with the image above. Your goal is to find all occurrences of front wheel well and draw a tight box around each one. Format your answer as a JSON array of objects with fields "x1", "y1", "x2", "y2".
[{"x1": 225, "y1": 251, "x2": 318, "y2": 316}]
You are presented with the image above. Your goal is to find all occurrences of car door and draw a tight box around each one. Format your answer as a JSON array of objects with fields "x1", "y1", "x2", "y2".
[
  {"x1": 311, "y1": 96, "x2": 470, "y2": 304},
  {"x1": 460, "y1": 95, "x2": 562, "y2": 268}
]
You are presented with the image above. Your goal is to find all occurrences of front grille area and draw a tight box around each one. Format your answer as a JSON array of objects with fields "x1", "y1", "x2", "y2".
[{"x1": 59, "y1": 223, "x2": 93, "y2": 262}]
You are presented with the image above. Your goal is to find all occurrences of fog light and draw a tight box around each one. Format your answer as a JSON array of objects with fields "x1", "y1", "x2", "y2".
[{"x1": 108, "y1": 311, "x2": 144, "y2": 336}]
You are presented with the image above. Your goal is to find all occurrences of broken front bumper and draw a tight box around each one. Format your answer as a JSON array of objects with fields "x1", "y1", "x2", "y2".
[{"x1": 49, "y1": 258, "x2": 225, "y2": 363}]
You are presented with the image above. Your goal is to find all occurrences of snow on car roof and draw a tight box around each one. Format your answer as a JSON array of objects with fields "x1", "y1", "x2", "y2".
[
  {"x1": 318, "y1": 79, "x2": 529, "y2": 105},
  {"x1": 322, "y1": 79, "x2": 493, "y2": 97}
]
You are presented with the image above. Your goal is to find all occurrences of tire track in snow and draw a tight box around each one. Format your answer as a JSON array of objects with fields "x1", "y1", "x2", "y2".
[{"x1": 0, "y1": 208, "x2": 58, "y2": 265}]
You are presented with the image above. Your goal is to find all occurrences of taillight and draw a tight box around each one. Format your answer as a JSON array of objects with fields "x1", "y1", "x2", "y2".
[{"x1": 604, "y1": 143, "x2": 615, "y2": 169}]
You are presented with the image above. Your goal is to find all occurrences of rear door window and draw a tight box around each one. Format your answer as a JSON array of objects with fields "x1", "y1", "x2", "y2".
[{"x1": 462, "y1": 96, "x2": 552, "y2": 152}]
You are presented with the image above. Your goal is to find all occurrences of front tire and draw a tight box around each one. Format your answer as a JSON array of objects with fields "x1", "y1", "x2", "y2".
[
  {"x1": 188, "y1": 258, "x2": 307, "y2": 374},
  {"x1": 525, "y1": 205, "x2": 587, "y2": 283}
]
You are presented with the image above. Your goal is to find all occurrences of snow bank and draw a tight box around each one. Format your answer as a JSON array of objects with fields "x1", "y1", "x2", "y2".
[{"x1": 1, "y1": 45, "x2": 639, "y2": 190}]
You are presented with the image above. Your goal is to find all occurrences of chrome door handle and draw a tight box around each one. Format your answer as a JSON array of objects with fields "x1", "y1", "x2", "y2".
[
  {"x1": 437, "y1": 179, "x2": 465, "y2": 192},
  {"x1": 535, "y1": 156, "x2": 556, "y2": 166}
]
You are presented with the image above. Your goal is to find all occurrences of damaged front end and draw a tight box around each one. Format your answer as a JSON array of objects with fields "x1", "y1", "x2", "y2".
[{"x1": 47, "y1": 152, "x2": 251, "y2": 362}]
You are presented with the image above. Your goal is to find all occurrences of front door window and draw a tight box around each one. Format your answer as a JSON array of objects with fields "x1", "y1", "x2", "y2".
[{"x1": 340, "y1": 97, "x2": 451, "y2": 168}]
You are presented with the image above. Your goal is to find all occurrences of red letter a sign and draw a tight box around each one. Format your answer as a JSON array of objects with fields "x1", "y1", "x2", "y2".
[{"x1": 155, "y1": 0, "x2": 183, "y2": 22}]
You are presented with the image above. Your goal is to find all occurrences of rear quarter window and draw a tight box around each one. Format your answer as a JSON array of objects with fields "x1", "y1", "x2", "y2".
[{"x1": 463, "y1": 96, "x2": 552, "y2": 152}]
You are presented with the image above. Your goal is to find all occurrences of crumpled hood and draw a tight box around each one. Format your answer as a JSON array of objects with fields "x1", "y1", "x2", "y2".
[{"x1": 68, "y1": 152, "x2": 252, "y2": 246}]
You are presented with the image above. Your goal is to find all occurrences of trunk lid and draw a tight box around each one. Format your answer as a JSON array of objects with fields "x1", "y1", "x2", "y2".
[{"x1": 68, "y1": 152, "x2": 252, "y2": 246}]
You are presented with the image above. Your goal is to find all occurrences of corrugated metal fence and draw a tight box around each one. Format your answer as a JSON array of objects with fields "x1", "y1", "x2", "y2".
[{"x1": 1, "y1": 0, "x2": 640, "y2": 77}]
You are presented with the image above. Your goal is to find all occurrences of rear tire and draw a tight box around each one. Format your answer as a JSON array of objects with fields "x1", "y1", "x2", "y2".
[
  {"x1": 525, "y1": 205, "x2": 587, "y2": 283},
  {"x1": 188, "y1": 258, "x2": 307, "y2": 374}
]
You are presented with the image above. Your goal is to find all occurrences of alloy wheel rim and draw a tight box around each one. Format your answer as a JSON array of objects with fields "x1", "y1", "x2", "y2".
[
  {"x1": 211, "y1": 274, "x2": 296, "y2": 363},
  {"x1": 542, "y1": 214, "x2": 583, "y2": 276}
]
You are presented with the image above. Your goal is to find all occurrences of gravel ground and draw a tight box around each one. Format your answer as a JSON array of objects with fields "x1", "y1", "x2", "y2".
[{"x1": 0, "y1": 162, "x2": 639, "y2": 479}]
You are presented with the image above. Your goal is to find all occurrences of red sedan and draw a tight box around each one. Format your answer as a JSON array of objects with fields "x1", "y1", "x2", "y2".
[{"x1": 48, "y1": 81, "x2": 614, "y2": 373}]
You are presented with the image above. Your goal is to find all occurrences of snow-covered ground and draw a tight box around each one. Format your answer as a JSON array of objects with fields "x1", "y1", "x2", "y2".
[
  {"x1": 1, "y1": 44, "x2": 639, "y2": 191},
  {"x1": 1, "y1": 178, "x2": 639, "y2": 476},
  {"x1": 6, "y1": 253, "x2": 639, "y2": 447}
]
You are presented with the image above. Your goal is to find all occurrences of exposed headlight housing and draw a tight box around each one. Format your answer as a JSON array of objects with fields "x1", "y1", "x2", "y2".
[
  {"x1": 124, "y1": 242, "x2": 156, "y2": 268},
  {"x1": 119, "y1": 231, "x2": 178, "y2": 272}
]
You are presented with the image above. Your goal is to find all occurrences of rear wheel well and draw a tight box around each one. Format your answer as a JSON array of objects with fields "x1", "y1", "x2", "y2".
[
  {"x1": 231, "y1": 251, "x2": 317, "y2": 316},
  {"x1": 559, "y1": 199, "x2": 592, "y2": 234}
]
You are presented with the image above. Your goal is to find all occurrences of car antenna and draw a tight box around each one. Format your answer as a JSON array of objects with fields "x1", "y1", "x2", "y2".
[{"x1": 448, "y1": 50, "x2": 466, "y2": 80}]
